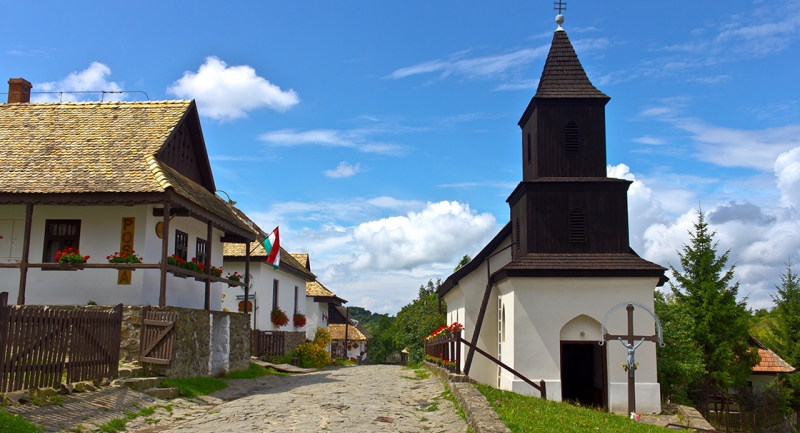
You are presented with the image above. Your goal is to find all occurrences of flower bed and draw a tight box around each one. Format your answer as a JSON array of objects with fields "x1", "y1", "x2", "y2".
[
  {"x1": 56, "y1": 247, "x2": 89, "y2": 264},
  {"x1": 424, "y1": 322, "x2": 464, "y2": 341},
  {"x1": 107, "y1": 250, "x2": 142, "y2": 264}
]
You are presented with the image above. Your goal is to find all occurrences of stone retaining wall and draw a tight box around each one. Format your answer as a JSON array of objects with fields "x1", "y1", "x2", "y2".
[
  {"x1": 425, "y1": 361, "x2": 511, "y2": 433},
  {"x1": 284, "y1": 331, "x2": 307, "y2": 355},
  {"x1": 120, "y1": 306, "x2": 250, "y2": 378}
]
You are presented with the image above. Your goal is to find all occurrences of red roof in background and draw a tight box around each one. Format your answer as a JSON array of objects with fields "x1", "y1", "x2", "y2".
[{"x1": 750, "y1": 337, "x2": 796, "y2": 374}]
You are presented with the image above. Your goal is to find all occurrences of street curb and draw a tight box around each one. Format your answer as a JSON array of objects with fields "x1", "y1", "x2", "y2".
[{"x1": 424, "y1": 361, "x2": 512, "y2": 433}]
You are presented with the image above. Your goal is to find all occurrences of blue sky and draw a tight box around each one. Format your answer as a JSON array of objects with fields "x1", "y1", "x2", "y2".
[{"x1": 3, "y1": 1, "x2": 800, "y2": 314}]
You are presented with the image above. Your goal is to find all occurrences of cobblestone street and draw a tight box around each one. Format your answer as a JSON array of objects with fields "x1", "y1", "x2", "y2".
[{"x1": 123, "y1": 365, "x2": 467, "y2": 433}]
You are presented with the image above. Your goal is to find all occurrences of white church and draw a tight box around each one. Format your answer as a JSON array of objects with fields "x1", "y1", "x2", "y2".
[{"x1": 437, "y1": 14, "x2": 668, "y2": 414}]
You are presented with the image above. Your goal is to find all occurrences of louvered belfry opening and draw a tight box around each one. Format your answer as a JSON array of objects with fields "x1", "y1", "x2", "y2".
[
  {"x1": 569, "y1": 209, "x2": 586, "y2": 243},
  {"x1": 515, "y1": 218, "x2": 521, "y2": 250},
  {"x1": 564, "y1": 121, "x2": 579, "y2": 154},
  {"x1": 527, "y1": 133, "x2": 532, "y2": 164}
]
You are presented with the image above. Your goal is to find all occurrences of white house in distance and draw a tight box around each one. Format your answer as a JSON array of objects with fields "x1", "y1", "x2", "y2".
[
  {"x1": 222, "y1": 230, "x2": 315, "y2": 333},
  {"x1": 0, "y1": 78, "x2": 255, "y2": 309},
  {"x1": 437, "y1": 17, "x2": 667, "y2": 414},
  {"x1": 291, "y1": 253, "x2": 348, "y2": 340}
]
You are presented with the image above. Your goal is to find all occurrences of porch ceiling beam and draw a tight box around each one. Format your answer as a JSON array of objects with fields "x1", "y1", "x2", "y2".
[
  {"x1": 0, "y1": 192, "x2": 165, "y2": 206},
  {"x1": 151, "y1": 208, "x2": 191, "y2": 217}
]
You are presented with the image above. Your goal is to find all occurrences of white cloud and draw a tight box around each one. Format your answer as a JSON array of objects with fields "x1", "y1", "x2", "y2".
[
  {"x1": 33, "y1": 62, "x2": 123, "y2": 102},
  {"x1": 259, "y1": 128, "x2": 406, "y2": 156},
  {"x1": 494, "y1": 79, "x2": 539, "y2": 91},
  {"x1": 775, "y1": 146, "x2": 800, "y2": 209},
  {"x1": 385, "y1": 46, "x2": 550, "y2": 80},
  {"x1": 324, "y1": 162, "x2": 361, "y2": 178},
  {"x1": 632, "y1": 136, "x2": 665, "y2": 145},
  {"x1": 350, "y1": 201, "x2": 496, "y2": 271},
  {"x1": 167, "y1": 56, "x2": 299, "y2": 121}
]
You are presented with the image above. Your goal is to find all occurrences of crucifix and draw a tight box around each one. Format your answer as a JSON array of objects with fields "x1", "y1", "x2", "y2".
[
  {"x1": 600, "y1": 302, "x2": 664, "y2": 415},
  {"x1": 553, "y1": 0, "x2": 567, "y2": 14}
]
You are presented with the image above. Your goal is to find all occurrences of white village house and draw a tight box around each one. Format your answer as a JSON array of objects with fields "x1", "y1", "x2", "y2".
[
  {"x1": 292, "y1": 254, "x2": 348, "y2": 341},
  {"x1": 437, "y1": 18, "x2": 667, "y2": 414},
  {"x1": 0, "y1": 78, "x2": 256, "y2": 309}
]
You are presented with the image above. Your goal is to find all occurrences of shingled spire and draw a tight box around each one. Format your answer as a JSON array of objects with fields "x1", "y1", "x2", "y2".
[{"x1": 534, "y1": 31, "x2": 608, "y2": 99}]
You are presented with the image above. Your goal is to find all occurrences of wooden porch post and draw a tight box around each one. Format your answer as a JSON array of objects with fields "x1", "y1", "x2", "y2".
[
  {"x1": 16, "y1": 203, "x2": 33, "y2": 305},
  {"x1": 244, "y1": 242, "x2": 251, "y2": 316},
  {"x1": 159, "y1": 201, "x2": 170, "y2": 307},
  {"x1": 204, "y1": 220, "x2": 212, "y2": 310}
]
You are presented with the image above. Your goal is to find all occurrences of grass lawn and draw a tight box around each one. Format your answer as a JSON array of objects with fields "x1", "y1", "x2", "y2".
[
  {"x1": 0, "y1": 407, "x2": 41, "y2": 433},
  {"x1": 224, "y1": 362, "x2": 290, "y2": 379},
  {"x1": 159, "y1": 377, "x2": 228, "y2": 398},
  {"x1": 476, "y1": 383, "x2": 666, "y2": 433}
]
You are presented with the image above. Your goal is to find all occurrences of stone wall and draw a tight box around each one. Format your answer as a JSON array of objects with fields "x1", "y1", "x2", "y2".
[
  {"x1": 284, "y1": 331, "x2": 307, "y2": 355},
  {"x1": 120, "y1": 306, "x2": 250, "y2": 378}
]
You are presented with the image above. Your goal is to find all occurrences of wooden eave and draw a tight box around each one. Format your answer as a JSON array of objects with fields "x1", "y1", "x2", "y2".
[
  {"x1": 0, "y1": 192, "x2": 167, "y2": 206},
  {"x1": 490, "y1": 267, "x2": 668, "y2": 286},
  {"x1": 310, "y1": 295, "x2": 346, "y2": 306},
  {"x1": 506, "y1": 178, "x2": 632, "y2": 206},
  {"x1": 437, "y1": 222, "x2": 512, "y2": 298},
  {"x1": 518, "y1": 96, "x2": 609, "y2": 128}
]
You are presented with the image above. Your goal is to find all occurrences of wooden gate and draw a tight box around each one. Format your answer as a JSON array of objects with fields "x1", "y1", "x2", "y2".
[
  {"x1": 252, "y1": 329, "x2": 284, "y2": 358},
  {"x1": 0, "y1": 292, "x2": 123, "y2": 392},
  {"x1": 139, "y1": 306, "x2": 177, "y2": 365}
]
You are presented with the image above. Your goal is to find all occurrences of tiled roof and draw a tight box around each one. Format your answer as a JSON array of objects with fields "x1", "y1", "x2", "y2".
[
  {"x1": 328, "y1": 324, "x2": 368, "y2": 341},
  {"x1": 0, "y1": 101, "x2": 190, "y2": 193},
  {"x1": 534, "y1": 31, "x2": 609, "y2": 99},
  {"x1": 750, "y1": 337, "x2": 796, "y2": 374},
  {"x1": 0, "y1": 101, "x2": 254, "y2": 236},
  {"x1": 222, "y1": 242, "x2": 316, "y2": 280}
]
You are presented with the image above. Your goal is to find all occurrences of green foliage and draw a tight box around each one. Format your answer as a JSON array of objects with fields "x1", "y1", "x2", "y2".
[
  {"x1": 364, "y1": 315, "x2": 400, "y2": 364},
  {"x1": 159, "y1": 377, "x2": 228, "y2": 398},
  {"x1": 293, "y1": 327, "x2": 335, "y2": 368},
  {"x1": 454, "y1": 254, "x2": 471, "y2": 272},
  {"x1": 347, "y1": 306, "x2": 392, "y2": 331},
  {"x1": 475, "y1": 383, "x2": 666, "y2": 433},
  {"x1": 395, "y1": 279, "x2": 446, "y2": 363},
  {"x1": 669, "y1": 210, "x2": 759, "y2": 397},
  {"x1": 767, "y1": 261, "x2": 800, "y2": 412},
  {"x1": 655, "y1": 290, "x2": 705, "y2": 404},
  {"x1": 0, "y1": 407, "x2": 41, "y2": 433},
  {"x1": 95, "y1": 405, "x2": 170, "y2": 433}
]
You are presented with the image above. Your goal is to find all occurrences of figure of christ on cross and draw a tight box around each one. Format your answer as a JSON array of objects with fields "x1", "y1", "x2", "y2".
[{"x1": 618, "y1": 337, "x2": 645, "y2": 377}]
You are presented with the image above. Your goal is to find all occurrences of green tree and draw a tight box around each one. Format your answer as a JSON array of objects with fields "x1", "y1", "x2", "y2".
[
  {"x1": 655, "y1": 290, "x2": 705, "y2": 404},
  {"x1": 669, "y1": 210, "x2": 759, "y2": 404},
  {"x1": 395, "y1": 279, "x2": 446, "y2": 363},
  {"x1": 768, "y1": 261, "x2": 800, "y2": 412},
  {"x1": 364, "y1": 315, "x2": 399, "y2": 364},
  {"x1": 454, "y1": 255, "x2": 471, "y2": 272}
]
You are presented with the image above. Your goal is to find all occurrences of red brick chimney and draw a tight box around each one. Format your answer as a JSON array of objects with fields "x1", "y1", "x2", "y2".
[{"x1": 7, "y1": 78, "x2": 32, "y2": 103}]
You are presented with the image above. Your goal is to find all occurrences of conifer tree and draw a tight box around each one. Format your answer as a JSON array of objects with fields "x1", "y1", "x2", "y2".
[
  {"x1": 669, "y1": 210, "x2": 759, "y2": 402},
  {"x1": 768, "y1": 261, "x2": 800, "y2": 412}
]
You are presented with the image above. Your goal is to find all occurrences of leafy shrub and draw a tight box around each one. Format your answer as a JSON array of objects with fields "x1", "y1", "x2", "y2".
[{"x1": 294, "y1": 327, "x2": 334, "y2": 368}]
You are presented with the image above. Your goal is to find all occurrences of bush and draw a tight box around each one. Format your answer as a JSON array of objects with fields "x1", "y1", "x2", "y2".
[{"x1": 293, "y1": 327, "x2": 335, "y2": 368}]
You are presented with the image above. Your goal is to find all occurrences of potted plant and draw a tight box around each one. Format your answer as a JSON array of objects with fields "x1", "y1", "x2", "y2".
[
  {"x1": 293, "y1": 312, "x2": 307, "y2": 328},
  {"x1": 226, "y1": 271, "x2": 243, "y2": 287},
  {"x1": 106, "y1": 250, "x2": 142, "y2": 270},
  {"x1": 271, "y1": 307, "x2": 289, "y2": 328},
  {"x1": 56, "y1": 247, "x2": 89, "y2": 270},
  {"x1": 183, "y1": 257, "x2": 202, "y2": 274}
]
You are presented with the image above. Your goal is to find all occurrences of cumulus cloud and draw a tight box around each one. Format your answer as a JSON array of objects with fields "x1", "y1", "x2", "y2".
[
  {"x1": 709, "y1": 201, "x2": 776, "y2": 226},
  {"x1": 350, "y1": 201, "x2": 496, "y2": 271},
  {"x1": 324, "y1": 162, "x2": 361, "y2": 178},
  {"x1": 167, "y1": 56, "x2": 299, "y2": 121},
  {"x1": 33, "y1": 62, "x2": 123, "y2": 102},
  {"x1": 608, "y1": 164, "x2": 668, "y2": 254},
  {"x1": 775, "y1": 146, "x2": 800, "y2": 209}
]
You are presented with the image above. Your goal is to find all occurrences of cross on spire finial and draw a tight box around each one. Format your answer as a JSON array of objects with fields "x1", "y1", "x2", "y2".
[{"x1": 554, "y1": 0, "x2": 567, "y2": 14}]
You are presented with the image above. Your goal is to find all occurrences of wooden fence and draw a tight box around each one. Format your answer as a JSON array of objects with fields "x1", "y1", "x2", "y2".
[
  {"x1": 705, "y1": 394, "x2": 793, "y2": 433},
  {"x1": 139, "y1": 306, "x2": 177, "y2": 365},
  {"x1": 252, "y1": 329, "x2": 285, "y2": 358},
  {"x1": 0, "y1": 292, "x2": 122, "y2": 392}
]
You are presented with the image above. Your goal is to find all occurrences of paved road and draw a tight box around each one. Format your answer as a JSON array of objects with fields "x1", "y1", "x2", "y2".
[{"x1": 125, "y1": 365, "x2": 467, "y2": 433}]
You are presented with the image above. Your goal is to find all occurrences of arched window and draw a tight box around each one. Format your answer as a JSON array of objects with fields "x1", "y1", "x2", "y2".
[
  {"x1": 527, "y1": 133, "x2": 532, "y2": 164},
  {"x1": 570, "y1": 208, "x2": 586, "y2": 242},
  {"x1": 565, "y1": 121, "x2": 579, "y2": 154}
]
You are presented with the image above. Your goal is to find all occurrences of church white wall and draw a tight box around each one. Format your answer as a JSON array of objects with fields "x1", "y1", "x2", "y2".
[
  {"x1": 501, "y1": 276, "x2": 662, "y2": 413},
  {"x1": 443, "y1": 235, "x2": 512, "y2": 386},
  {"x1": 220, "y1": 260, "x2": 308, "y2": 333}
]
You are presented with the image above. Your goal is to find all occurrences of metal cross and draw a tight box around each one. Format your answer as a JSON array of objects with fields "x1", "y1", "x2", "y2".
[{"x1": 554, "y1": 0, "x2": 567, "y2": 14}]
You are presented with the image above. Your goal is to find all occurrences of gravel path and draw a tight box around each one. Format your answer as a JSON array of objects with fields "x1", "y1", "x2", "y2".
[{"x1": 124, "y1": 365, "x2": 467, "y2": 433}]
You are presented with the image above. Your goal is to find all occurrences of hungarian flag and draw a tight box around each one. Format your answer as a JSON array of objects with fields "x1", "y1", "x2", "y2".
[{"x1": 264, "y1": 227, "x2": 280, "y2": 269}]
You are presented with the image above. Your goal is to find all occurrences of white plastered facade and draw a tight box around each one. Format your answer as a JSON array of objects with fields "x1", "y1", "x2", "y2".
[
  {"x1": 443, "y1": 233, "x2": 662, "y2": 414},
  {"x1": 0, "y1": 203, "x2": 227, "y2": 310}
]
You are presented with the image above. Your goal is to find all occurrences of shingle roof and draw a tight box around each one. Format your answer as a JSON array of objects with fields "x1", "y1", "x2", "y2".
[
  {"x1": 291, "y1": 253, "x2": 310, "y2": 270},
  {"x1": 534, "y1": 31, "x2": 609, "y2": 99},
  {"x1": 0, "y1": 100, "x2": 255, "y2": 236},
  {"x1": 0, "y1": 101, "x2": 190, "y2": 193},
  {"x1": 328, "y1": 324, "x2": 368, "y2": 341},
  {"x1": 222, "y1": 242, "x2": 316, "y2": 280},
  {"x1": 493, "y1": 253, "x2": 667, "y2": 283},
  {"x1": 750, "y1": 337, "x2": 796, "y2": 374},
  {"x1": 306, "y1": 280, "x2": 335, "y2": 297}
]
